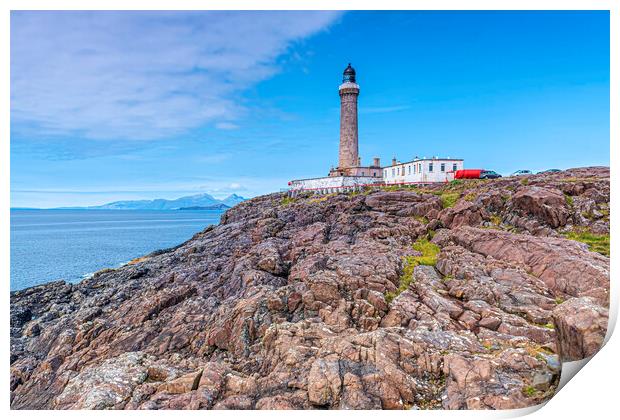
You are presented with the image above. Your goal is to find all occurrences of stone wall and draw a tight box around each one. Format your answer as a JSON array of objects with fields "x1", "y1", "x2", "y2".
[{"x1": 289, "y1": 176, "x2": 380, "y2": 195}]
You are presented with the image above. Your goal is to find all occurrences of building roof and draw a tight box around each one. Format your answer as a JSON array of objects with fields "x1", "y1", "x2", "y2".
[{"x1": 384, "y1": 157, "x2": 464, "y2": 168}]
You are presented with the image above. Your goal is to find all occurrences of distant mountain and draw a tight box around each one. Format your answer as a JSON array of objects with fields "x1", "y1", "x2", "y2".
[
  {"x1": 58, "y1": 193, "x2": 246, "y2": 210},
  {"x1": 179, "y1": 204, "x2": 230, "y2": 211},
  {"x1": 221, "y1": 194, "x2": 245, "y2": 207}
]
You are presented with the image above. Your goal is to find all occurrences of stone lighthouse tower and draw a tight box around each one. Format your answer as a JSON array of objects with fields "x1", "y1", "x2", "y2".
[{"x1": 337, "y1": 63, "x2": 360, "y2": 174}]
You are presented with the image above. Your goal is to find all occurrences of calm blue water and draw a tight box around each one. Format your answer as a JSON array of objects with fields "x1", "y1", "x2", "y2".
[{"x1": 10, "y1": 209, "x2": 224, "y2": 291}]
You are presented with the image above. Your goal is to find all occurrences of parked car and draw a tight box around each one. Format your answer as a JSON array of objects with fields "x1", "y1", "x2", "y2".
[
  {"x1": 538, "y1": 169, "x2": 561, "y2": 174},
  {"x1": 511, "y1": 170, "x2": 532, "y2": 176},
  {"x1": 480, "y1": 170, "x2": 502, "y2": 179}
]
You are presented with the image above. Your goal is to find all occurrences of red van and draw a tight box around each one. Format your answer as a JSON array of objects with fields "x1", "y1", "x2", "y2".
[{"x1": 454, "y1": 169, "x2": 483, "y2": 179}]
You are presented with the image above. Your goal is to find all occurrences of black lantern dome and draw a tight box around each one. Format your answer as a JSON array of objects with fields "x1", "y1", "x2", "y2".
[{"x1": 342, "y1": 63, "x2": 356, "y2": 83}]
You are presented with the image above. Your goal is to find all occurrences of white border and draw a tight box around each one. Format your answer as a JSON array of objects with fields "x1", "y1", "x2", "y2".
[{"x1": 2, "y1": 2, "x2": 616, "y2": 418}]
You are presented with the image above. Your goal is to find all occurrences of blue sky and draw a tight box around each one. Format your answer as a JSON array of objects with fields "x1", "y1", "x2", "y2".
[{"x1": 11, "y1": 11, "x2": 609, "y2": 208}]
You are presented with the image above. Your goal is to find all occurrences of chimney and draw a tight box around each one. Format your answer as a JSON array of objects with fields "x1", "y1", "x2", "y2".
[
  {"x1": 373, "y1": 157, "x2": 380, "y2": 167},
  {"x1": 392, "y1": 157, "x2": 397, "y2": 166}
]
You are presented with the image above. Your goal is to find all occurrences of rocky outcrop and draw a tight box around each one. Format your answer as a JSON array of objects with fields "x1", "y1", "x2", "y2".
[
  {"x1": 552, "y1": 297, "x2": 608, "y2": 361},
  {"x1": 10, "y1": 167, "x2": 610, "y2": 410}
]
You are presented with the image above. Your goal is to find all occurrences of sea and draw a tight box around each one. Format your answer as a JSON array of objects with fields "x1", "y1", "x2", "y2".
[{"x1": 10, "y1": 209, "x2": 224, "y2": 291}]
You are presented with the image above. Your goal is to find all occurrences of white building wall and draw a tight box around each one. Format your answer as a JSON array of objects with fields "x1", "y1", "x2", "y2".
[
  {"x1": 289, "y1": 176, "x2": 381, "y2": 192},
  {"x1": 382, "y1": 159, "x2": 464, "y2": 184}
]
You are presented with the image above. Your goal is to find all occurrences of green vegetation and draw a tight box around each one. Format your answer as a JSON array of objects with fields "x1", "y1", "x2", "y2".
[
  {"x1": 442, "y1": 274, "x2": 454, "y2": 282},
  {"x1": 564, "y1": 229, "x2": 610, "y2": 257},
  {"x1": 564, "y1": 194, "x2": 574, "y2": 207},
  {"x1": 440, "y1": 192, "x2": 460, "y2": 209},
  {"x1": 463, "y1": 192, "x2": 477, "y2": 201},
  {"x1": 489, "y1": 214, "x2": 502, "y2": 227},
  {"x1": 520, "y1": 178, "x2": 529, "y2": 186},
  {"x1": 309, "y1": 193, "x2": 335, "y2": 203},
  {"x1": 522, "y1": 386, "x2": 537, "y2": 397},
  {"x1": 385, "y1": 238, "x2": 440, "y2": 303},
  {"x1": 412, "y1": 238, "x2": 440, "y2": 266},
  {"x1": 280, "y1": 196, "x2": 296, "y2": 206},
  {"x1": 414, "y1": 215, "x2": 429, "y2": 224},
  {"x1": 555, "y1": 297, "x2": 565, "y2": 305}
]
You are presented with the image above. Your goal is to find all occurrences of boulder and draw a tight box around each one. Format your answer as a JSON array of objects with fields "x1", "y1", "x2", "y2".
[{"x1": 552, "y1": 297, "x2": 608, "y2": 361}]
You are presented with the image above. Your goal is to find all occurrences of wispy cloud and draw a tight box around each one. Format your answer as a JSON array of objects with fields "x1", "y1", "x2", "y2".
[
  {"x1": 215, "y1": 122, "x2": 240, "y2": 130},
  {"x1": 11, "y1": 11, "x2": 342, "y2": 141}
]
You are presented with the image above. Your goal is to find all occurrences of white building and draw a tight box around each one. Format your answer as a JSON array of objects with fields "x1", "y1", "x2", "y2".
[
  {"x1": 289, "y1": 175, "x2": 381, "y2": 196},
  {"x1": 382, "y1": 157, "x2": 464, "y2": 185}
]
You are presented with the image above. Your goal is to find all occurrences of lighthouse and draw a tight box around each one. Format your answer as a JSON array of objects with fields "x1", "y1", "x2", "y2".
[
  {"x1": 338, "y1": 63, "x2": 360, "y2": 171},
  {"x1": 329, "y1": 64, "x2": 381, "y2": 177}
]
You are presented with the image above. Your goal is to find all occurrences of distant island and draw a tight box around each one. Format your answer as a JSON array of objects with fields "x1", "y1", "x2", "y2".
[
  {"x1": 179, "y1": 204, "x2": 231, "y2": 211},
  {"x1": 51, "y1": 193, "x2": 246, "y2": 211}
]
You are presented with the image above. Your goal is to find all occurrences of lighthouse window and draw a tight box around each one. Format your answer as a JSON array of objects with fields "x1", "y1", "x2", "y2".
[
  {"x1": 429, "y1": 163, "x2": 434, "y2": 172},
  {"x1": 453, "y1": 163, "x2": 457, "y2": 172},
  {"x1": 440, "y1": 163, "x2": 445, "y2": 172}
]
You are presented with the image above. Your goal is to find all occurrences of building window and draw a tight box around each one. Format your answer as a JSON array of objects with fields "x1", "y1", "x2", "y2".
[
  {"x1": 392, "y1": 168, "x2": 395, "y2": 177},
  {"x1": 362, "y1": 171, "x2": 365, "y2": 176},
  {"x1": 453, "y1": 163, "x2": 457, "y2": 172},
  {"x1": 419, "y1": 163, "x2": 422, "y2": 173},
  {"x1": 408, "y1": 165, "x2": 411, "y2": 175},
  {"x1": 440, "y1": 163, "x2": 445, "y2": 172},
  {"x1": 429, "y1": 163, "x2": 434, "y2": 172}
]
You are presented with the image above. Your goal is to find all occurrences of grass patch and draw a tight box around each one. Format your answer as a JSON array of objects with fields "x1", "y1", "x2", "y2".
[
  {"x1": 280, "y1": 196, "x2": 296, "y2": 206},
  {"x1": 555, "y1": 297, "x2": 565, "y2": 305},
  {"x1": 463, "y1": 192, "x2": 477, "y2": 201},
  {"x1": 489, "y1": 214, "x2": 502, "y2": 226},
  {"x1": 385, "y1": 238, "x2": 440, "y2": 304},
  {"x1": 522, "y1": 386, "x2": 537, "y2": 397},
  {"x1": 564, "y1": 194, "x2": 574, "y2": 207},
  {"x1": 412, "y1": 238, "x2": 440, "y2": 266},
  {"x1": 414, "y1": 215, "x2": 429, "y2": 224},
  {"x1": 520, "y1": 178, "x2": 529, "y2": 186},
  {"x1": 309, "y1": 193, "x2": 335, "y2": 204},
  {"x1": 564, "y1": 229, "x2": 610, "y2": 257},
  {"x1": 440, "y1": 192, "x2": 460, "y2": 209}
]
